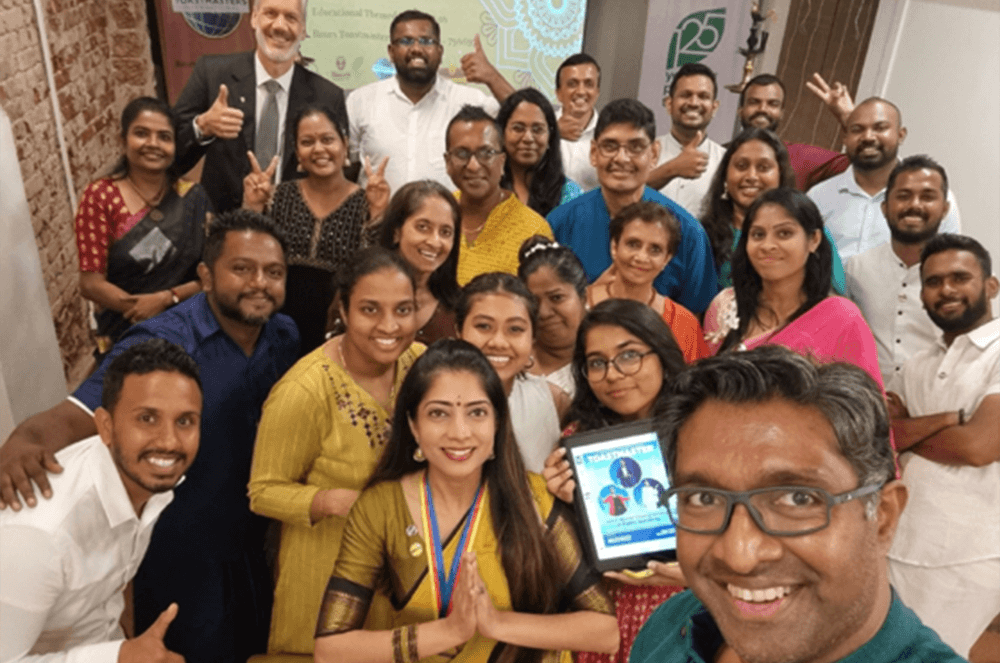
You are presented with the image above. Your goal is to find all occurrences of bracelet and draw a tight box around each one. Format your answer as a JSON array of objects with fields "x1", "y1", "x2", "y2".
[
  {"x1": 391, "y1": 624, "x2": 418, "y2": 663},
  {"x1": 406, "y1": 623, "x2": 418, "y2": 663},
  {"x1": 392, "y1": 626, "x2": 403, "y2": 663},
  {"x1": 169, "y1": 288, "x2": 181, "y2": 305}
]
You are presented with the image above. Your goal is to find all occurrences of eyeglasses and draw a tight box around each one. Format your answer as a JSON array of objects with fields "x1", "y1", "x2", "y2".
[
  {"x1": 596, "y1": 139, "x2": 652, "y2": 158},
  {"x1": 392, "y1": 36, "x2": 439, "y2": 47},
  {"x1": 445, "y1": 147, "x2": 503, "y2": 166},
  {"x1": 660, "y1": 483, "x2": 883, "y2": 536},
  {"x1": 585, "y1": 349, "x2": 655, "y2": 381}
]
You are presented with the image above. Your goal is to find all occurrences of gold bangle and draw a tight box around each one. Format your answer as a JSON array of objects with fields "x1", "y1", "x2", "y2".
[
  {"x1": 392, "y1": 626, "x2": 404, "y2": 663},
  {"x1": 405, "y1": 623, "x2": 418, "y2": 663}
]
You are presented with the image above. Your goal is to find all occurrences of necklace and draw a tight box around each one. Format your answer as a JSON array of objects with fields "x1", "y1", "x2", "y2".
[
  {"x1": 337, "y1": 336, "x2": 398, "y2": 410},
  {"x1": 126, "y1": 176, "x2": 167, "y2": 222},
  {"x1": 606, "y1": 282, "x2": 656, "y2": 307}
]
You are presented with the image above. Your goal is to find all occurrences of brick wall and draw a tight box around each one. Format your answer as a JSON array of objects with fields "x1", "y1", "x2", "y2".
[{"x1": 0, "y1": 0, "x2": 156, "y2": 388}]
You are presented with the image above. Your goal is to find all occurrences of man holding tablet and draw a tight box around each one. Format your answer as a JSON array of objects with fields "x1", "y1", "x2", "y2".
[{"x1": 630, "y1": 346, "x2": 964, "y2": 663}]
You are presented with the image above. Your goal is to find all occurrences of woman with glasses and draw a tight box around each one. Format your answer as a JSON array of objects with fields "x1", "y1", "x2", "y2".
[
  {"x1": 543, "y1": 298, "x2": 689, "y2": 663},
  {"x1": 496, "y1": 88, "x2": 583, "y2": 217},
  {"x1": 701, "y1": 188, "x2": 882, "y2": 388}
]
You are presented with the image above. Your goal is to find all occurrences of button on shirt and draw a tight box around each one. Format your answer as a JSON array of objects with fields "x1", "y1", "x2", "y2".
[
  {"x1": 253, "y1": 54, "x2": 295, "y2": 184},
  {"x1": 888, "y1": 318, "x2": 1000, "y2": 567},
  {"x1": 0, "y1": 437, "x2": 176, "y2": 662},
  {"x1": 845, "y1": 242, "x2": 939, "y2": 384},
  {"x1": 654, "y1": 132, "x2": 725, "y2": 217},
  {"x1": 808, "y1": 167, "x2": 962, "y2": 260},
  {"x1": 347, "y1": 75, "x2": 499, "y2": 192},
  {"x1": 557, "y1": 106, "x2": 599, "y2": 192}
]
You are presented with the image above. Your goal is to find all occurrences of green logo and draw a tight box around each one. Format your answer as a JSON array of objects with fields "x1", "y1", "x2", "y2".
[{"x1": 664, "y1": 8, "x2": 726, "y2": 96}]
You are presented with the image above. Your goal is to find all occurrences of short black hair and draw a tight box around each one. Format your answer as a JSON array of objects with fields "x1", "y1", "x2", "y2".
[
  {"x1": 517, "y1": 235, "x2": 588, "y2": 300},
  {"x1": 389, "y1": 9, "x2": 440, "y2": 40},
  {"x1": 921, "y1": 233, "x2": 992, "y2": 280},
  {"x1": 101, "y1": 339, "x2": 202, "y2": 414},
  {"x1": 610, "y1": 201, "x2": 681, "y2": 258},
  {"x1": 669, "y1": 62, "x2": 718, "y2": 99},
  {"x1": 595, "y1": 98, "x2": 656, "y2": 143},
  {"x1": 738, "y1": 74, "x2": 786, "y2": 107},
  {"x1": 886, "y1": 154, "x2": 949, "y2": 200},
  {"x1": 456, "y1": 272, "x2": 539, "y2": 336},
  {"x1": 291, "y1": 103, "x2": 348, "y2": 143},
  {"x1": 555, "y1": 53, "x2": 601, "y2": 91},
  {"x1": 334, "y1": 246, "x2": 417, "y2": 312},
  {"x1": 202, "y1": 209, "x2": 288, "y2": 270},
  {"x1": 445, "y1": 104, "x2": 501, "y2": 151}
]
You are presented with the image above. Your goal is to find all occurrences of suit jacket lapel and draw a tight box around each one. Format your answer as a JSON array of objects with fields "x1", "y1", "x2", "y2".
[{"x1": 231, "y1": 52, "x2": 257, "y2": 154}]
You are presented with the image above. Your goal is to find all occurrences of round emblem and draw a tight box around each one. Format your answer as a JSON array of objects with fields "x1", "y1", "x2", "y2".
[{"x1": 409, "y1": 541, "x2": 424, "y2": 557}]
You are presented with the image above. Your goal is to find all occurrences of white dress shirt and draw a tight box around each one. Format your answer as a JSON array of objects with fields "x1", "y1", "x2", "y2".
[
  {"x1": 253, "y1": 53, "x2": 295, "y2": 183},
  {"x1": 845, "y1": 242, "x2": 940, "y2": 384},
  {"x1": 888, "y1": 318, "x2": 1000, "y2": 567},
  {"x1": 347, "y1": 75, "x2": 499, "y2": 192},
  {"x1": 0, "y1": 437, "x2": 176, "y2": 662},
  {"x1": 808, "y1": 167, "x2": 962, "y2": 260},
  {"x1": 557, "y1": 106, "x2": 599, "y2": 192},
  {"x1": 654, "y1": 131, "x2": 724, "y2": 218}
]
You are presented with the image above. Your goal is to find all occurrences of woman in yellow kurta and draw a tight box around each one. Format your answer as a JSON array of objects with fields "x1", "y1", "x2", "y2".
[
  {"x1": 248, "y1": 247, "x2": 425, "y2": 655},
  {"x1": 314, "y1": 339, "x2": 619, "y2": 663}
]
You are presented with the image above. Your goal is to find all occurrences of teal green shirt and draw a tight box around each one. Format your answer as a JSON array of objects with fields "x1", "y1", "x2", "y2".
[
  {"x1": 629, "y1": 589, "x2": 966, "y2": 663},
  {"x1": 718, "y1": 226, "x2": 846, "y2": 295}
]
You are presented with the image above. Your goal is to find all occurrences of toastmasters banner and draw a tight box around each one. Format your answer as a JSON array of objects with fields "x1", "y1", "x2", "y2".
[
  {"x1": 299, "y1": 0, "x2": 586, "y2": 101},
  {"x1": 638, "y1": 0, "x2": 757, "y2": 144}
]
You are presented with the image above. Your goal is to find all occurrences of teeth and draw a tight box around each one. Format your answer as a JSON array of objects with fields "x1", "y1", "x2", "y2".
[
  {"x1": 444, "y1": 448, "x2": 474, "y2": 460},
  {"x1": 147, "y1": 456, "x2": 177, "y2": 468},
  {"x1": 727, "y1": 583, "x2": 793, "y2": 603},
  {"x1": 419, "y1": 250, "x2": 438, "y2": 260},
  {"x1": 375, "y1": 338, "x2": 398, "y2": 347},
  {"x1": 486, "y1": 355, "x2": 510, "y2": 365}
]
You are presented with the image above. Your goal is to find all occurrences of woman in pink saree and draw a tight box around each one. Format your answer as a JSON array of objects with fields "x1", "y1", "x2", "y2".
[{"x1": 703, "y1": 188, "x2": 882, "y2": 388}]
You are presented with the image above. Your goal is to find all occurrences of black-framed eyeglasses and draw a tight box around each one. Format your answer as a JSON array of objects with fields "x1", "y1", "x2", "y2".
[
  {"x1": 445, "y1": 147, "x2": 503, "y2": 166},
  {"x1": 585, "y1": 349, "x2": 655, "y2": 381},
  {"x1": 596, "y1": 139, "x2": 652, "y2": 158},
  {"x1": 392, "y1": 36, "x2": 439, "y2": 47},
  {"x1": 660, "y1": 483, "x2": 883, "y2": 536}
]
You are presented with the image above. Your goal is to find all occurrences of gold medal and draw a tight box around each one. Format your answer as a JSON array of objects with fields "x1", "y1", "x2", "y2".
[{"x1": 409, "y1": 541, "x2": 423, "y2": 557}]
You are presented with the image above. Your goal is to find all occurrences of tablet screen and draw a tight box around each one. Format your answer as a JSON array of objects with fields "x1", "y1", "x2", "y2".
[{"x1": 568, "y1": 428, "x2": 676, "y2": 563}]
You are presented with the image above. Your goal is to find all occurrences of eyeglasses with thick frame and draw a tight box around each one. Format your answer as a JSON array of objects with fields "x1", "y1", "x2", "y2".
[
  {"x1": 585, "y1": 349, "x2": 656, "y2": 381},
  {"x1": 392, "y1": 36, "x2": 440, "y2": 48},
  {"x1": 660, "y1": 483, "x2": 883, "y2": 536},
  {"x1": 595, "y1": 139, "x2": 652, "y2": 159},
  {"x1": 444, "y1": 147, "x2": 503, "y2": 167}
]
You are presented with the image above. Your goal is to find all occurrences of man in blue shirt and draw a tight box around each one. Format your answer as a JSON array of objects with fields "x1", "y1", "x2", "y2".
[
  {"x1": 546, "y1": 98, "x2": 718, "y2": 314},
  {"x1": 0, "y1": 210, "x2": 299, "y2": 663},
  {"x1": 631, "y1": 347, "x2": 963, "y2": 663}
]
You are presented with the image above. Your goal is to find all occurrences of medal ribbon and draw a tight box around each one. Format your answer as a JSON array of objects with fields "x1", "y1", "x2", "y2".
[{"x1": 419, "y1": 471, "x2": 487, "y2": 618}]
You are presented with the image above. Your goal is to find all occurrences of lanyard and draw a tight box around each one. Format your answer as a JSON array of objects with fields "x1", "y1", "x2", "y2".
[{"x1": 419, "y1": 472, "x2": 487, "y2": 618}]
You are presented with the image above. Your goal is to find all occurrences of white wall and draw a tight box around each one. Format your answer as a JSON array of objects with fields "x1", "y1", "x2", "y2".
[{"x1": 858, "y1": 0, "x2": 1000, "y2": 268}]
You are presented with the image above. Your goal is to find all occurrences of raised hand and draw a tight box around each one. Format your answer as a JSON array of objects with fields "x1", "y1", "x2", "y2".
[
  {"x1": 671, "y1": 131, "x2": 708, "y2": 180},
  {"x1": 242, "y1": 151, "x2": 278, "y2": 212},
  {"x1": 196, "y1": 84, "x2": 245, "y2": 140},
  {"x1": 122, "y1": 292, "x2": 172, "y2": 323},
  {"x1": 118, "y1": 603, "x2": 185, "y2": 662},
  {"x1": 542, "y1": 447, "x2": 575, "y2": 503},
  {"x1": 363, "y1": 156, "x2": 391, "y2": 221},
  {"x1": 805, "y1": 72, "x2": 854, "y2": 127},
  {"x1": 558, "y1": 113, "x2": 587, "y2": 142},
  {"x1": 443, "y1": 552, "x2": 479, "y2": 644},
  {"x1": 460, "y1": 35, "x2": 495, "y2": 84}
]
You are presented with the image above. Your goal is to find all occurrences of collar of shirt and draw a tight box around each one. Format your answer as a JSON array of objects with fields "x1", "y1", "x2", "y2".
[
  {"x1": 87, "y1": 437, "x2": 176, "y2": 529},
  {"x1": 841, "y1": 166, "x2": 886, "y2": 202},
  {"x1": 389, "y1": 74, "x2": 442, "y2": 106},
  {"x1": 254, "y1": 52, "x2": 295, "y2": 95},
  {"x1": 188, "y1": 292, "x2": 228, "y2": 346}
]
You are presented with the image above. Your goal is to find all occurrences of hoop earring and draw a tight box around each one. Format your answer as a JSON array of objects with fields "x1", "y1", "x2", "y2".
[
  {"x1": 525, "y1": 355, "x2": 536, "y2": 370},
  {"x1": 721, "y1": 185, "x2": 729, "y2": 201},
  {"x1": 413, "y1": 446, "x2": 426, "y2": 462}
]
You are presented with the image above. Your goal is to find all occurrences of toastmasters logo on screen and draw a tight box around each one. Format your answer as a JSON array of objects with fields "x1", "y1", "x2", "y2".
[{"x1": 173, "y1": 0, "x2": 248, "y2": 39}]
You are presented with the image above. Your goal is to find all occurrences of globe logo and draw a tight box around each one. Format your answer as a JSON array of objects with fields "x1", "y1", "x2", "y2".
[{"x1": 182, "y1": 12, "x2": 243, "y2": 39}]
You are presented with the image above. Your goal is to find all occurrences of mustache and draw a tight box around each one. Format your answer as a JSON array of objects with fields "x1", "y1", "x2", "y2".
[
  {"x1": 898, "y1": 207, "x2": 929, "y2": 221},
  {"x1": 238, "y1": 291, "x2": 277, "y2": 305},
  {"x1": 139, "y1": 450, "x2": 187, "y2": 462}
]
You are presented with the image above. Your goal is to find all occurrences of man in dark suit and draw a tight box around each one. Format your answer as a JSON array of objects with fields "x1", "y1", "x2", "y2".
[{"x1": 173, "y1": 0, "x2": 347, "y2": 213}]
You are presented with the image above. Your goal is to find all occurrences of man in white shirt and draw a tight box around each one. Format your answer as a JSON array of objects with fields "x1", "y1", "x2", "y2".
[
  {"x1": 647, "y1": 62, "x2": 725, "y2": 217},
  {"x1": 555, "y1": 54, "x2": 602, "y2": 192},
  {"x1": 845, "y1": 155, "x2": 952, "y2": 384},
  {"x1": 348, "y1": 10, "x2": 513, "y2": 192},
  {"x1": 0, "y1": 339, "x2": 202, "y2": 663},
  {"x1": 172, "y1": 0, "x2": 347, "y2": 213},
  {"x1": 885, "y1": 234, "x2": 1000, "y2": 657},
  {"x1": 808, "y1": 98, "x2": 961, "y2": 260}
]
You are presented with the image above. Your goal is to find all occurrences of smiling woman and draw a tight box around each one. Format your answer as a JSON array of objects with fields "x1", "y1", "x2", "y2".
[{"x1": 248, "y1": 247, "x2": 425, "y2": 656}]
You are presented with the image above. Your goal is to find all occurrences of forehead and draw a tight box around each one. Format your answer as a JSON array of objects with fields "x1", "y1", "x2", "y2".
[
  {"x1": 448, "y1": 119, "x2": 499, "y2": 147},
  {"x1": 558, "y1": 63, "x2": 599, "y2": 87},
  {"x1": 673, "y1": 74, "x2": 714, "y2": 95},
  {"x1": 890, "y1": 168, "x2": 944, "y2": 193},
  {"x1": 732, "y1": 139, "x2": 777, "y2": 162},
  {"x1": 744, "y1": 82, "x2": 784, "y2": 104},
  {"x1": 297, "y1": 111, "x2": 337, "y2": 133},
  {"x1": 422, "y1": 369, "x2": 490, "y2": 404},
  {"x1": 218, "y1": 229, "x2": 285, "y2": 263},
  {"x1": 350, "y1": 267, "x2": 414, "y2": 299},
  {"x1": 115, "y1": 371, "x2": 202, "y2": 413},
  {"x1": 391, "y1": 18, "x2": 436, "y2": 39},
  {"x1": 129, "y1": 110, "x2": 172, "y2": 131},
  {"x1": 468, "y1": 292, "x2": 530, "y2": 318},
  {"x1": 585, "y1": 323, "x2": 647, "y2": 353},
  {"x1": 255, "y1": 0, "x2": 303, "y2": 17},
  {"x1": 922, "y1": 249, "x2": 984, "y2": 280},
  {"x1": 675, "y1": 398, "x2": 855, "y2": 489},
  {"x1": 596, "y1": 122, "x2": 646, "y2": 141},
  {"x1": 620, "y1": 218, "x2": 669, "y2": 241},
  {"x1": 748, "y1": 203, "x2": 798, "y2": 229},
  {"x1": 508, "y1": 101, "x2": 546, "y2": 123},
  {"x1": 849, "y1": 101, "x2": 899, "y2": 127}
]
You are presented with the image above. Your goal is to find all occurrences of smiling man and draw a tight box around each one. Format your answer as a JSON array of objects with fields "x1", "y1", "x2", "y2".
[
  {"x1": 886, "y1": 233, "x2": 1000, "y2": 658},
  {"x1": 0, "y1": 211, "x2": 299, "y2": 663},
  {"x1": 555, "y1": 53, "x2": 603, "y2": 191},
  {"x1": 173, "y1": 0, "x2": 348, "y2": 213},
  {"x1": 348, "y1": 10, "x2": 513, "y2": 192},
  {"x1": 630, "y1": 346, "x2": 964, "y2": 663},
  {"x1": 1, "y1": 340, "x2": 199, "y2": 663}
]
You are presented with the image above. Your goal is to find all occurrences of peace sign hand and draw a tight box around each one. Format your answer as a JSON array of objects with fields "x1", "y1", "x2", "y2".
[
  {"x1": 363, "y1": 156, "x2": 391, "y2": 221},
  {"x1": 242, "y1": 151, "x2": 279, "y2": 212}
]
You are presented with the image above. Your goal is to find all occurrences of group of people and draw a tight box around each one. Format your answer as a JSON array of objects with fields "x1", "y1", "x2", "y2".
[{"x1": 1, "y1": 1, "x2": 996, "y2": 663}]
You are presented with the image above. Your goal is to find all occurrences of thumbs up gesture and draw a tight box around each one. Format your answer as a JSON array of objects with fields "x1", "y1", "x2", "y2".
[
  {"x1": 118, "y1": 603, "x2": 185, "y2": 662},
  {"x1": 196, "y1": 84, "x2": 245, "y2": 140},
  {"x1": 672, "y1": 131, "x2": 709, "y2": 179},
  {"x1": 242, "y1": 151, "x2": 279, "y2": 212}
]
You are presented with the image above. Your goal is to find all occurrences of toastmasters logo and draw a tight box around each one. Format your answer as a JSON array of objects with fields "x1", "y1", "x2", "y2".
[{"x1": 173, "y1": 0, "x2": 247, "y2": 39}]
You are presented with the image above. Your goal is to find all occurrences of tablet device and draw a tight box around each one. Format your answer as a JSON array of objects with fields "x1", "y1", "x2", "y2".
[{"x1": 562, "y1": 419, "x2": 676, "y2": 572}]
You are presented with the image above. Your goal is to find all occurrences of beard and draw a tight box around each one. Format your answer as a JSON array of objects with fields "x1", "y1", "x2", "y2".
[
  {"x1": 926, "y1": 289, "x2": 989, "y2": 334},
  {"x1": 255, "y1": 26, "x2": 302, "y2": 64},
  {"x1": 395, "y1": 57, "x2": 437, "y2": 85},
  {"x1": 215, "y1": 291, "x2": 279, "y2": 327},
  {"x1": 850, "y1": 142, "x2": 898, "y2": 172},
  {"x1": 887, "y1": 210, "x2": 943, "y2": 245},
  {"x1": 741, "y1": 111, "x2": 780, "y2": 132}
]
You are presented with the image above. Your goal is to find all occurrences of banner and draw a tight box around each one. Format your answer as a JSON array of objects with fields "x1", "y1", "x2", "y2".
[{"x1": 637, "y1": 0, "x2": 758, "y2": 144}]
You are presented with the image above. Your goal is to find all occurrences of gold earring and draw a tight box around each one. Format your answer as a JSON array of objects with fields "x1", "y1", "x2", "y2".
[{"x1": 413, "y1": 446, "x2": 426, "y2": 462}]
